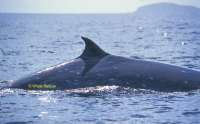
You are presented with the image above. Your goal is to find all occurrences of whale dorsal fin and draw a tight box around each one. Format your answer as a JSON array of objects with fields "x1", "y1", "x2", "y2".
[
  {"x1": 78, "y1": 37, "x2": 108, "y2": 59},
  {"x1": 78, "y1": 37, "x2": 109, "y2": 76}
]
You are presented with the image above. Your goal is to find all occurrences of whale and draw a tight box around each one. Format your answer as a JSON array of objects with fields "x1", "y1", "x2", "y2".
[{"x1": 4, "y1": 37, "x2": 200, "y2": 92}]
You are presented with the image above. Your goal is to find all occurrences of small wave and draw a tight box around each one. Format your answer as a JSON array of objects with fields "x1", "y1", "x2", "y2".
[
  {"x1": 190, "y1": 31, "x2": 200, "y2": 35},
  {"x1": 8, "y1": 37, "x2": 18, "y2": 40},
  {"x1": 0, "y1": 88, "x2": 15, "y2": 95},
  {"x1": 3, "y1": 121, "x2": 34, "y2": 124},
  {"x1": 182, "y1": 111, "x2": 200, "y2": 116},
  {"x1": 130, "y1": 56, "x2": 142, "y2": 59},
  {"x1": 182, "y1": 64, "x2": 199, "y2": 69},
  {"x1": 146, "y1": 57, "x2": 162, "y2": 60},
  {"x1": 178, "y1": 27, "x2": 186, "y2": 30},
  {"x1": 131, "y1": 114, "x2": 147, "y2": 118},
  {"x1": 1, "y1": 49, "x2": 21, "y2": 56},
  {"x1": 40, "y1": 50, "x2": 54, "y2": 53},
  {"x1": 173, "y1": 56, "x2": 199, "y2": 59}
]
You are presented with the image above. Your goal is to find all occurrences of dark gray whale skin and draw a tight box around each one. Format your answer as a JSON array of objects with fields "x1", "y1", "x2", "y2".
[{"x1": 4, "y1": 37, "x2": 200, "y2": 92}]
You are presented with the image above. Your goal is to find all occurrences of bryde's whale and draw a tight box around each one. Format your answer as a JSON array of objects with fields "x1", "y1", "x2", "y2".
[{"x1": 5, "y1": 37, "x2": 200, "y2": 92}]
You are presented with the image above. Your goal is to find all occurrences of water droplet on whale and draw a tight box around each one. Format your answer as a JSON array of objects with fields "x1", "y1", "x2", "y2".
[
  {"x1": 182, "y1": 71, "x2": 187, "y2": 73},
  {"x1": 74, "y1": 80, "x2": 79, "y2": 84},
  {"x1": 149, "y1": 77, "x2": 154, "y2": 80},
  {"x1": 36, "y1": 77, "x2": 40, "y2": 80},
  {"x1": 113, "y1": 66, "x2": 118, "y2": 69},
  {"x1": 109, "y1": 78, "x2": 114, "y2": 81},
  {"x1": 136, "y1": 74, "x2": 140, "y2": 77}
]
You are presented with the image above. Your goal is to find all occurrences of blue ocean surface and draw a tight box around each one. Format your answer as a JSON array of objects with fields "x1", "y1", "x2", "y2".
[{"x1": 0, "y1": 13, "x2": 200, "y2": 123}]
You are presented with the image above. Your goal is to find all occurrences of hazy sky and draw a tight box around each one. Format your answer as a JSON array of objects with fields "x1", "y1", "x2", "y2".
[{"x1": 0, "y1": 0, "x2": 200, "y2": 13}]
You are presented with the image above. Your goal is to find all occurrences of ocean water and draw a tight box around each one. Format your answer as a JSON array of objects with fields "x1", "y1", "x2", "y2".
[{"x1": 0, "y1": 13, "x2": 200, "y2": 123}]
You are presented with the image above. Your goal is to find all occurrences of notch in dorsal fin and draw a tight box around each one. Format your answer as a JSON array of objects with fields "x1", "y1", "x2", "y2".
[
  {"x1": 78, "y1": 37, "x2": 109, "y2": 76},
  {"x1": 78, "y1": 37, "x2": 108, "y2": 59}
]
